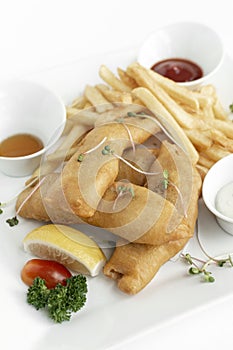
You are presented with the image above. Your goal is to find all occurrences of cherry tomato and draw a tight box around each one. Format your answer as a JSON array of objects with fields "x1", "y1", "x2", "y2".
[{"x1": 21, "y1": 259, "x2": 72, "y2": 289}]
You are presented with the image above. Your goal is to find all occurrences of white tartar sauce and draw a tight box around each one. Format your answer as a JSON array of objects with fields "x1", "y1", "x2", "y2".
[{"x1": 215, "y1": 182, "x2": 233, "y2": 219}]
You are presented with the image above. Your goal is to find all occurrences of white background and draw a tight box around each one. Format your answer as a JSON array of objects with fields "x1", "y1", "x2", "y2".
[{"x1": 1, "y1": 0, "x2": 233, "y2": 349}]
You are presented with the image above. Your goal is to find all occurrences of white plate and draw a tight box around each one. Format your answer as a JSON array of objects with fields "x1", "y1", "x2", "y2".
[{"x1": 1, "y1": 49, "x2": 233, "y2": 350}]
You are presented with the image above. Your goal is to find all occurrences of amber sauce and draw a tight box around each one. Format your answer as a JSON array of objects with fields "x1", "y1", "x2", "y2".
[
  {"x1": 151, "y1": 58, "x2": 203, "y2": 82},
  {"x1": 0, "y1": 133, "x2": 43, "y2": 157}
]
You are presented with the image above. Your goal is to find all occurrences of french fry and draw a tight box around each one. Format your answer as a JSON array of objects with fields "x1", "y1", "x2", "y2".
[
  {"x1": 199, "y1": 84, "x2": 216, "y2": 96},
  {"x1": 99, "y1": 65, "x2": 131, "y2": 92},
  {"x1": 132, "y1": 97, "x2": 145, "y2": 106},
  {"x1": 127, "y1": 63, "x2": 197, "y2": 129},
  {"x1": 83, "y1": 101, "x2": 93, "y2": 109},
  {"x1": 95, "y1": 84, "x2": 110, "y2": 93},
  {"x1": 205, "y1": 128, "x2": 233, "y2": 152},
  {"x1": 64, "y1": 61, "x2": 232, "y2": 178},
  {"x1": 96, "y1": 88, "x2": 122, "y2": 103},
  {"x1": 196, "y1": 164, "x2": 209, "y2": 181},
  {"x1": 117, "y1": 67, "x2": 138, "y2": 89},
  {"x1": 84, "y1": 85, "x2": 112, "y2": 113},
  {"x1": 121, "y1": 92, "x2": 133, "y2": 104},
  {"x1": 201, "y1": 105, "x2": 215, "y2": 119},
  {"x1": 192, "y1": 91, "x2": 213, "y2": 109},
  {"x1": 203, "y1": 144, "x2": 231, "y2": 162},
  {"x1": 71, "y1": 95, "x2": 87, "y2": 109},
  {"x1": 96, "y1": 86, "x2": 132, "y2": 104},
  {"x1": 132, "y1": 87, "x2": 199, "y2": 164},
  {"x1": 147, "y1": 68, "x2": 200, "y2": 112},
  {"x1": 68, "y1": 110, "x2": 97, "y2": 126},
  {"x1": 213, "y1": 98, "x2": 229, "y2": 120},
  {"x1": 207, "y1": 119, "x2": 233, "y2": 139},
  {"x1": 184, "y1": 129, "x2": 212, "y2": 151},
  {"x1": 198, "y1": 154, "x2": 215, "y2": 169},
  {"x1": 66, "y1": 106, "x2": 81, "y2": 119}
]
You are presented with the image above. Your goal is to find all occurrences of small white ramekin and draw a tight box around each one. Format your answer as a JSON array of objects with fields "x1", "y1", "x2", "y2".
[
  {"x1": 0, "y1": 79, "x2": 66, "y2": 177},
  {"x1": 202, "y1": 154, "x2": 233, "y2": 235}
]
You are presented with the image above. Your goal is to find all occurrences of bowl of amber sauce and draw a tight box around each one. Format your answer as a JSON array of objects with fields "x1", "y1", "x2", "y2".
[
  {"x1": 138, "y1": 22, "x2": 224, "y2": 88},
  {"x1": 0, "y1": 79, "x2": 66, "y2": 177},
  {"x1": 202, "y1": 154, "x2": 233, "y2": 235}
]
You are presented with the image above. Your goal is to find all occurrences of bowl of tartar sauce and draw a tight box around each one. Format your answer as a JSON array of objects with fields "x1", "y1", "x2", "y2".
[{"x1": 202, "y1": 154, "x2": 233, "y2": 235}]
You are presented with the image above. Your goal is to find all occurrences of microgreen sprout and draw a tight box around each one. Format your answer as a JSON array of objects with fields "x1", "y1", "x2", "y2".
[
  {"x1": 77, "y1": 137, "x2": 107, "y2": 162},
  {"x1": 113, "y1": 183, "x2": 135, "y2": 210},
  {"x1": 162, "y1": 169, "x2": 169, "y2": 190},
  {"x1": 77, "y1": 153, "x2": 84, "y2": 162},
  {"x1": 115, "y1": 117, "x2": 125, "y2": 123},
  {"x1": 182, "y1": 253, "x2": 215, "y2": 283},
  {"x1": 101, "y1": 146, "x2": 161, "y2": 176},
  {"x1": 117, "y1": 184, "x2": 135, "y2": 197},
  {"x1": 101, "y1": 145, "x2": 114, "y2": 155},
  {"x1": 126, "y1": 111, "x2": 183, "y2": 149},
  {"x1": 229, "y1": 103, "x2": 233, "y2": 113},
  {"x1": 127, "y1": 111, "x2": 145, "y2": 118},
  {"x1": 162, "y1": 169, "x2": 187, "y2": 217},
  {"x1": 181, "y1": 221, "x2": 233, "y2": 283}
]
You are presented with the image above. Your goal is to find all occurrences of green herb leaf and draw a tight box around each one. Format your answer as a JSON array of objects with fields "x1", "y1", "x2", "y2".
[
  {"x1": 27, "y1": 277, "x2": 50, "y2": 310},
  {"x1": 6, "y1": 216, "x2": 19, "y2": 227},
  {"x1": 229, "y1": 103, "x2": 233, "y2": 113},
  {"x1": 77, "y1": 153, "x2": 84, "y2": 162},
  {"x1": 26, "y1": 275, "x2": 87, "y2": 323},
  {"x1": 127, "y1": 111, "x2": 136, "y2": 117},
  {"x1": 203, "y1": 271, "x2": 215, "y2": 283},
  {"x1": 163, "y1": 169, "x2": 169, "y2": 180},
  {"x1": 189, "y1": 267, "x2": 200, "y2": 275},
  {"x1": 101, "y1": 145, "x2": 113, "y2": 155},
  {"x1": 217, "y1": 259, "x2": 227, "y2": 267},
  {"x1": 184, "y1": 253, "x2": 193, "y2": 265}
]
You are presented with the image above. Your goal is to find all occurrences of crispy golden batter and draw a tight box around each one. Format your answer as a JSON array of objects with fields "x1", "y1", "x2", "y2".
[
  {"x1": 103, "y1": 238, "x2": 189, "y2": 295},
  {"x1": 44, "y1": 118, "x2": 159, "y2": 219},
  {"x1": 103, "y1": 166, "x2": 201, "y2": 294}
]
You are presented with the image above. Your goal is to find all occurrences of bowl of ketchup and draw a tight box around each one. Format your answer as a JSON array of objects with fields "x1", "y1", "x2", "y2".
[{"x1": 138, "y1": 22, "x2": 224, "y2": 88}]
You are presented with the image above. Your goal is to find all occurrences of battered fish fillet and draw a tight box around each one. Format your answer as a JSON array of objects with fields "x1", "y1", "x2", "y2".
[
  {"x1": 103, "y1": 238, "x2": 189, "y2": 295},
  {"x1": 103, "y1": 167, "x2": 201, "y2": 294},
  {"x1": 16, "y1": 174, "x2": 81, "y2": 224},
  {"x1": 44, "y1": 118, "x2": 159, "y2": 219},
  {"x1": 88, "y1": 184, "x2": 185, "y2": 245}
]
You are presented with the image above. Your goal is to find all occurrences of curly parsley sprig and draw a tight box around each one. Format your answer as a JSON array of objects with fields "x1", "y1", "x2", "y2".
[{"x1": 27, "y1": 275, "x2": 87, "y2": 323}]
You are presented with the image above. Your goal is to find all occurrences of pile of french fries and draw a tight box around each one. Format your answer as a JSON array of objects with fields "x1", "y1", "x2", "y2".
[{"x1": 64, "y1": 62, "x2": 232, "y2": 180}]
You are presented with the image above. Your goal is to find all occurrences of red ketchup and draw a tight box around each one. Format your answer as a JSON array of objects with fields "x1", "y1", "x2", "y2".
[{"x1": 151, "y1": 58, "x2": 203, "y2": 82}]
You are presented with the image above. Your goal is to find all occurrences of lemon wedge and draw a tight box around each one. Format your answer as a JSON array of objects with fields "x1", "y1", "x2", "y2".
[{"x1": 23, "y1": 224, "x2": 106, "y2": 276}]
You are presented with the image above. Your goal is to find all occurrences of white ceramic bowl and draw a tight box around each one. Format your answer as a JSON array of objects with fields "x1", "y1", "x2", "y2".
[
  {"x1": 0, "y1": 79, "x2": 66, "y2": 177},
  {"x1": 202, "y1": 154, "x2": 233, "y2": 235},
  {"x1": 138, "y1": 21, "x2": 224, "y2": 88}
]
